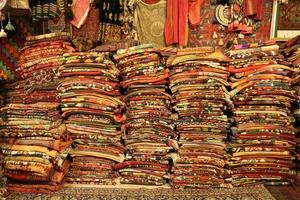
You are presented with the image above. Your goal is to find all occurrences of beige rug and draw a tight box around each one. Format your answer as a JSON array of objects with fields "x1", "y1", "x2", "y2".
[{"x1": 5, "y1": 184, "x2": 275, "y2": 200}]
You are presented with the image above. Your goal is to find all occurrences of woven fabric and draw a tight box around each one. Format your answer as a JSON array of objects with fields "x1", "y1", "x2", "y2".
[{"x1": 5, "y1": 184, "x2": 276, "y2": 199}]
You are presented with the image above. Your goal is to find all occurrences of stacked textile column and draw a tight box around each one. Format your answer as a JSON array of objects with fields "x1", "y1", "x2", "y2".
[
  {"x1": 0, "y1": 103, "x2": 70, "y2": 193},
  {"x1": 1, "y1": 81, "x2": 25, "y2": 197},
  {"x1": 0, "y1": 33, "x2": 74, "y2": 193},
  {"x1": 226, "y1": 43, "x2": 297, "y2": 186},
  {"x1": 168, "y1": 50, "x2": 231, "y2": 188},
  {"x1": 113, "y1": 45, "x2": 177, "y2": 186},
  {"x1": 58, "y1": 52, "x2": 126, "y2": 185},
  {"x1": 293, "y1": 79, "x2": 300, "y2": 169},
  {"x1": 282, "y1": 36, "x2": 300, "y2": 169},
  {"x1": 0, "y1": 91, "x2": 5, "y2": 197}
]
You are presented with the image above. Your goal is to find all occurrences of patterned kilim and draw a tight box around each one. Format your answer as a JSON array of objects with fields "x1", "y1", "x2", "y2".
[
  {"x1": 6, "y1": 184, "x2": 275, "y2": 200},
  {"x1": 188, "y1": 0, "x2": 273, "y2": 48}
]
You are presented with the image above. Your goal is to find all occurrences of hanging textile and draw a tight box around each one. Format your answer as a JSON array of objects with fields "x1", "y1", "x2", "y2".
[
  {"x1": 96, "y1": 0, "x2": 123, "y2": 43},
  {"x1": 165, "y1": 0, "x2": 204, "y2": 46},
  {"x1": 119, "y1": 0, "x2": 137, "y2": 41},
  {"x1": 70, "y1": 0, "x2": 93, "y2": 28},
  {"x1": 243, "y1": 0, "x2": 263, "y2": 20},
  {"x1": 189, "y1": 0, "x2": 205, "y2": 27},
  {"x1": 133, "y1": 0, "x2": 167, "y2": 47},
  {"x1": 72, "y1": 4, "x2": 99, "y2": 44},
  {"x1": 30, "y1": 0, "x2": 60, "y2": 21},
  {"x1": 165, "y1": 0, "x2": 188, "y2": 46}
]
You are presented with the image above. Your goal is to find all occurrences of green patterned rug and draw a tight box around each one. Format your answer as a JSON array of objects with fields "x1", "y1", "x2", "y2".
[{"x1": 5, "y1": 184, "x2": 275, "y2": 200}]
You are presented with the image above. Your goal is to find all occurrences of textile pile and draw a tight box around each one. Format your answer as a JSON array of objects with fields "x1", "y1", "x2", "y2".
[
  {"x1": 282, "y1": 36, "x2": 300, "y2": 167},
  {"x1": 293, "y1": 83, "x2": 300, "y2": 167},
  {"x1": 0, "y1": 155, "x2": 5, "y2": 198},
  {"x1": 113, "y1": 44, "x2": 176, "y2": 185},
  {"x1": 168, "y1": 50, "x2": 230, "y2": 188},
  {"x1": 0, "y1": 103, "x2": 71, "y2": 193},
  {"x1": 293, "y1": 78, "x2": 300, "y2": 169},
  {"x1": 0, "y1": 132, "x2": 3, "y2": 190},
  {"x1": 3, "y1": 81, "x2": 27, "y2": 104},
  {"x1": 58, "y1": 52, "x2": 126, "y2": 185},
  {"x1": 16, "y1": 33, "x2": 74, "y2": 104},
  {"x1": 226, "y1": 43, "x2": 297, "y2": 186},
  {"x1": 0, "y1": 33, "x2": 74, "y2": 193},
  {"x1": 0, "y1": 90, "x2": 6, "y2": 198}
]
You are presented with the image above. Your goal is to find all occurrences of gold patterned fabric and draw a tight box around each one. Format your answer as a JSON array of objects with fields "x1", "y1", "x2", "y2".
[
  {"x1": 133, "y1": 0, "x2": 166, "y2": 47},
  {"x1": 98, "y1": 23, "x2": 122, "y2": 43}
]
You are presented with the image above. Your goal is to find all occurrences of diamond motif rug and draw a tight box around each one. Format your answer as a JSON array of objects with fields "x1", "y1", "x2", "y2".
[{"x1": 5, "y1": 184, "x2": 275, "y2": 200}]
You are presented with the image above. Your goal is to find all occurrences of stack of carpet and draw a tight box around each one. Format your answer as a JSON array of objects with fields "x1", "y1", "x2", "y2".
[
  {"x1": 156, "y1": 47, "x2": 178, "y2": 65},
  {"x1": 282, "y1": 35, "x2": 300, "y2": 69},
  {"x1": 0, "y1": 154, "x2": 5, "y2": 197},
  {"x1": 3, "y1": 81, "x2": 27, "y2": 104},
  {"x1": 16, "y1": 32, "x2": 74, "y2": 103},
  {"x1": 0, "y1": 33, "x2": 74, "y2": 193},
  {"x1": 293, "y1": 92, "x2": 300, "y2": 168},
  {"x1": 282, "y1": 36, "x2": 300, "y2": 168},
  {"x1": 0, "y1": 103, "x2": 71, "y2": 193},
  {"x1": 226, "y1": 42, "x2": 297, "y2": 186},
  {"x1": 168, "y1": 50, "x2": 230, "y2": 188},
  {"x1": 58, "y1": 52, "x2": 126, "y2": 185},
  {"x1": 113, "y1": 45, "x2": 177, "y2": 186},
  {"x1": 293, "y1": 86, "x2": 300, "y2": 168},
  {"x1": 0, "y1": 90, "x2": 6, "y2": 196}
]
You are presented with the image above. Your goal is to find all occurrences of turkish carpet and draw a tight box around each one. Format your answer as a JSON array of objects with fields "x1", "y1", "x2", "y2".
[{"x1": 5, "y1": 184, "x2": 275, "y2": 200}]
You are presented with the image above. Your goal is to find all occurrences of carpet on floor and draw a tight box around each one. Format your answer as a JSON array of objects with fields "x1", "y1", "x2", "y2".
[{"x1": 5, "y1": 184, "x2": 275, "y2": 200}]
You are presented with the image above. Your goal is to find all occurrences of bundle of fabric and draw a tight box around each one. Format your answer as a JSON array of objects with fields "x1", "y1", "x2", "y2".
[
  {"x1": 0, "y1": 153, "x2": 6, "y2": 199},
  {"x1": 3, "y1": 81, "x2": 27, "y2": 104},
  {"x1": 58, "y1": 52, "x2": 126, "y2": 185},
  {"x1": 292, "y1": 90, "x2": 300, "y2": 168},
  {"x1": 0, "y1": 90, "x2": 6, "y2": 197},
  {"x1": 282, "y1": 35, "x2": 300, "y2": 168},
  {"x1": 167, "y1": 50, "x2": 231, "y2": 188},
  {"x1": 282, "y1": 35, "x2": 300, "y2": 69},
  {"x1": 226, "y1": 43, "x2": 298, "y2": 186},
  {"x1": 156, "y1": 47, "x2": 178, "y2": 66},
  {"x1": 0, "y1": 102, "x2": 71, "y2": 193},
  {"x1": 113, "y1": 44, "x2": 177, "y2": 186},
  {"x1": 292, "y1": 78, "x2": 300, "y2": 169},
  {"x1": 0, "y1": 154, "x2": 4, "y2": 180},
  {"x1": 16, "y1": 32, "x2": 74, "y2": 103}
]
